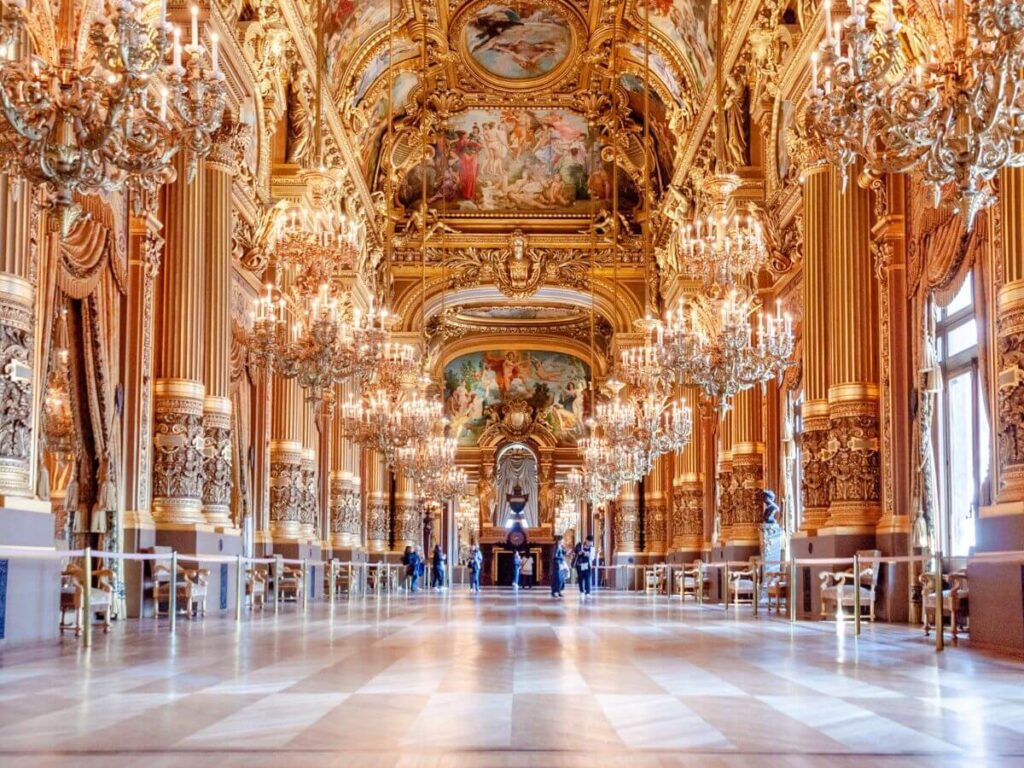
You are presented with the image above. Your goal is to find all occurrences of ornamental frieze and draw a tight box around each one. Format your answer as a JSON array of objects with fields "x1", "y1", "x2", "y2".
[
  {"x1": 152, "y1": 407, "x2": 205, "y2": 502},
  {"x1": 827, "y1": 413, "x2": 882, "y2": 506},
  {"x1": 269, "y1": 461, "x2": 304, "y2": 523},
  {"x1": 201, "y1": 419, "x2": 233, "y2": 509},
  {"x1": 801, "y1": 423, "x2": 831, "y2": 512}
]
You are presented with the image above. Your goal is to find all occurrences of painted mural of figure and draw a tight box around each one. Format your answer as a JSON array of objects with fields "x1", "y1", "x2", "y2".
[
  {"x1": 454, "y1": 131, "x2": 483, "y2": 200},
  {"x1": 481, "y1": 122, "x2": 509, "y2": 178}
]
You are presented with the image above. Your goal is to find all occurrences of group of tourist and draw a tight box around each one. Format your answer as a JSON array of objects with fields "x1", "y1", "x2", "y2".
[
  {"x1": 549, "y1": 534, "x2": 597, "y2": 600},
  {"x1": 401, "y1": 545, "x2": 448, "y2": 592}
]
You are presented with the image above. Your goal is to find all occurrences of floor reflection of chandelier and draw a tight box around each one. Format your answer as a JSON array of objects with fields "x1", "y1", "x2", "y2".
[
  {"x1": 806, "y1": 0, "x2": 1024, "y2": 227},
  {"x1": 0, "y1": 0, "x2": 225, "y2": 219},
  {"x1": 664, "y1": 290, "x2": 793, "y2": 411}
]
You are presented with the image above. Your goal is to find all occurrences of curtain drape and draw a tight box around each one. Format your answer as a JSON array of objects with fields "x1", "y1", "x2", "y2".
[{"x1": 495, "y1": 449, "x2": 538, "y2": 527}]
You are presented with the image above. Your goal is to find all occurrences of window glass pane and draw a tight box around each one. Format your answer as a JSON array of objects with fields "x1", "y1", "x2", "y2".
[
  {"x1": 946, "y1": 372, "x2": 976, "y2": 556},
  {"x1": 945, "y1": 273, "x2": 973, "y2": 316},
  {"x1": 945, "y1": 318, "x2": 978, "y2": 359}
]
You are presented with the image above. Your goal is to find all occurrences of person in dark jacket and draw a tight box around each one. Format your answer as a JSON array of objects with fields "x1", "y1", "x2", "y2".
[
  {"x1": 403, "y1": 546, "x2": 422, "y2": 592},
  {"x1": 551, "y1": 535, "x2": 566, "y2": 598},
  {"x1": 513, "y1": 550, "x2": 522, "y2": 590},
  {"x1": 573, "y1": 536, "x2": 594, "y2": 599},
  {"x1": 468, "y1": 544, "x2": 483, "y2": 593},
  {"x1": 431, "y1": 544, "x2": 446, "y2": 590}
]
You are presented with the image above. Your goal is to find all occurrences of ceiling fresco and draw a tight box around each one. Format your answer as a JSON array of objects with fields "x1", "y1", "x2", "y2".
[{"x1": 461, "y1": 3, "x2": 574, "y2": 82}]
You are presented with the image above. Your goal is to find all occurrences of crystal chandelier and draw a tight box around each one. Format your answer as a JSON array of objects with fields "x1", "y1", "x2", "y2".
[
  {"x1": 566, "y1": 433, "x2": 616, "y2": 507},
  {"x1": 664, "y1": 290, "x2": 793, "y2": 411},
  {"x1": 0, "y1": 0, "x2": 225, "y2": 222},
  {"x1": 424, "y1": 463, "x2": 468, "y2": 501},
  {"x1": 805, "y1": 0, "x2": 1024, "y2": 227},
  {"x1": 667, "y1": 176, "x2": 768, "y2": 288},
  {"x1": 396, "y1": 419, "x2": 457, "y2": 486},
  {"x1": 341, "y1": 383, "x2": 442, "y2": 467}
]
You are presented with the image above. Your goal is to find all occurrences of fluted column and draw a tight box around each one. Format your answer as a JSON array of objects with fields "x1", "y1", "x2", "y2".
[
  {"x1": 0, "y1": 170, "x2": 36, "y2": 500},
  {"x1": 364, "y1": 448, "x2": 389, "y2": 553},
  {"x1": 671, "y1": 387, "x2": 703, "y2": 553},
  {"x1": 613, "y1": 481, "x2": 639, "y2": 555},
  {"x1": 729, "y1": 387, "x2": 764, "y2": 546},
  {"x1": 800, "y1": 160, "x2": 832, "y2": 533},
  {"x1": 201, "y1": 134, "x2": 236, "y2": 528},
  {"x1": 329, "y1": 384, "x2": 362, "y2": 548},
  {"x1": 994, "y1": 166, "x2": 1024, "y2": 505},
  {"x1": 152, "y1": 153, "x2": 206, "y2": 525},
  {"x1": 716, "y1": 410, "x2": 734, "y2": 543},
  {"x1": 269, "y1": 374, "x2": 303, "y2": 539},
  {"x1": 643, "y1": 455, "x2": 668, "y2": 555},
  {"x1": 299, "y1": 406, "x2": 317, "y2": 541},
  {"x1": 825, "y1": 166, "x2": 881, "y2": 532},
  {"x1": 394, "y1": 472, "x2": 420, "y2": 550}
]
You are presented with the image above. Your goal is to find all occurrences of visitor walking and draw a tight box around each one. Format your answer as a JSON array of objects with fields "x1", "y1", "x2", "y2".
[
  {"x1": 431, "y1": 544, "x2": 446, "y2": 590},
  {"x1": 468, "y1": 544, "x2": 483, "y2": 593},
  {"x1": 513, "y1": 550, "x2": 522, "y2": 590},
  {"x1": 403, "y1": 546, "x2": 422, "y2": 592},
  {"x1": 573, "y1": 536, "x2": 594, "y2": 599},
  {"x1": 551, "y1": 535, "x2": 566, "y2": 598},
  {"x1": 521, "y1": 553, "x2": 534, "y2": 589}
]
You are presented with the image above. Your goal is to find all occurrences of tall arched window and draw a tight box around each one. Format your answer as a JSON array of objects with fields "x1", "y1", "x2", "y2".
[{"x1": 934, "y1": 272, "x2": 990, "y2": 556}]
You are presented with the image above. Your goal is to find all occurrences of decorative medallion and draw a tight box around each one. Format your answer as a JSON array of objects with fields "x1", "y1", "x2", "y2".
[{"x1": 452, "y1": 0, "x2": 584, "y2": 91}]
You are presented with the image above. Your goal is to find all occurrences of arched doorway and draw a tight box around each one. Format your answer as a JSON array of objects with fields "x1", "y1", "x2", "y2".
[{"x1": 494, "y1": 442, "x2": 538, "y2": 528}]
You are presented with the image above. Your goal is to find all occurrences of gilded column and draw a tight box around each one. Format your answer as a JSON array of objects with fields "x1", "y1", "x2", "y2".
[
  {"x1": 825, "y1": 167, "x2": 881, "y2": 531},
  {"x1": 800, "y1": 159, "x2": 833, "y2": 533},
  {"x1": 152, "y1": 152, "x2": 206, "y2": 525},
  {"x1": 716, "y1": 410, "x2": 734, "y2": 543},
  {"x1": 994, "y1": 166, "x2": 1024, "y2": 505},
  {"x1": 394, "y1": 472, "x2": 420, "y2": 550},
  {"x1": 729, "y1": 387, "x2": 764, "y2": 546},
  {"x1": 672, "y1": 386, "x2": 703, "y2": 554},
  {"x1": 643, "y1": 455, "x2": 668, "y2": 555},
  {"x1": 329, "y1": 385, "x2": 361, "y2": 548},
  {"x1": 364, "y1": 448, "x2": 389, "y2": 553},
  {"x1": 268, "y1": 374, "x2": 303, "y2": 539},
  {"x1": 613, "y1": 480, "x2": 639, "y2": 555},
  {"x1": 200, "y1": 131, "x2": 236, "y2": 529},
  {"x1": 299, "y1": 406, "x2": 317, "y2": 541}
]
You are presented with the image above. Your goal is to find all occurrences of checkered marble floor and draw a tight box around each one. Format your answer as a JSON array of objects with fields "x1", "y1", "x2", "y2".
[{"x1": 1, "y1": 590, "x2": 1023, "y2": 767}]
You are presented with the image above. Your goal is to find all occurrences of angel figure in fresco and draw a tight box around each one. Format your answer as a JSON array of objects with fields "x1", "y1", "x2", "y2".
[{"x1": 483, "y1": 351, "x2": 522, "y2": 395}]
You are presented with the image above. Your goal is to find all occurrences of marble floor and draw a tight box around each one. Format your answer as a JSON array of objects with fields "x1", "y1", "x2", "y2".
[{"x1": 1, "y1": 591, "x2": 1023, "y2": 767}]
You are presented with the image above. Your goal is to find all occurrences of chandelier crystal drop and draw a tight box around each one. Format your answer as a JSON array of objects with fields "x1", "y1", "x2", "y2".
[
  {"x1": 0, "y1": 0, "x2": 226, "y2": 218},
  {"x1": 805, "y1": 0, "x2": 1024, "y2": 228}
]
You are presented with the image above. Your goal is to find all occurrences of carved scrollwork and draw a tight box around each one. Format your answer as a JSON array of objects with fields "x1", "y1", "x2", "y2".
[
  {"x1": 152, "y1": 402, "x2": 205, "y2": 503},
  {"x1": 269, "y1": 458, "x2": 304, "y2": 524},
  {"x1": 800, "y1": 422, "x2": 831, "y2": 512},
  {"x1": 997, "y1": 324, "x2": 1024, "y2": 488},
  {"x1": 444, "y1": 236, "x2": 589, "y2": 298},
  {"x1": 202, "y1": 416, "x2": 233, "y2": 511},
  {"x1": 0, "y1": 294, "x2": 33, "y2": 483},
  {"x1": 827, "y1": 411, "x2": 881, "y2": 507}
]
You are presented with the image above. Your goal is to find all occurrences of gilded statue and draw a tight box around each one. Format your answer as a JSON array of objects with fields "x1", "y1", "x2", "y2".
[
  {"x1": 285, "y1": 64, "x2": 313, "y2": 165},
  {"x1": 723, "y1": 70, "x2": 749, "y2": 169}
]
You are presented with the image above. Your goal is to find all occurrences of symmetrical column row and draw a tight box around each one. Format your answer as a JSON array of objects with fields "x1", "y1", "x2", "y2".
[{"x1": 728, "y1": 387, "x2": 764, "y2": 546}]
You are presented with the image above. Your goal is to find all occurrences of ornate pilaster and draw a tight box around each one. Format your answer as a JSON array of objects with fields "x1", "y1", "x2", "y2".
[
  {"x1": 0, "y1": 172, "x2": 34, "y2": 501},
  {"x1": 330, "y1": 471, "x2": 361, "y2": 547},
  {"x1": 364, "y1": 448, "x2": 389, "y2": 553},
  {"x1": 672, "y1": 476, "x2": 704, "y2": 553},
  {"x1": 152, "y1": 380, "x2": 206, "y2": 524},
  {"x1": 200, "y1": 125, "x2": 240, "y2": 528},
  {"x1": 729, "y1": 388, "x2": 764, "y2": 546},
  {"x1": 825, "y1": 165, "x2": 881, "y2": 531},
  {"x1": 643, "y1": 455, "x2": 668, "y2": 555},
  {"x1": 716, "y1": 409, "x2": 734, "y2": 543},
  {"x1": 394, "y1": 473, "x2": 420, "y2": 550},
  {"x1": 799, "y1": 158, "x2": 832, "y2": 534},
  {"x1": 299, "y1": 447, "x2": 317, "y2": 541},
  {"x1": 153, "y1": 152, "x2": 207, "y2": 525},
  {"x1": 613, "y1": 481, "x2": 639, "y2": 555},
  {"x1": 995, "y1": 166, "x2": 1024, "y2": 505},
  {"x1": 269, "y1": 440, "x2": 303, "y2": 539}
]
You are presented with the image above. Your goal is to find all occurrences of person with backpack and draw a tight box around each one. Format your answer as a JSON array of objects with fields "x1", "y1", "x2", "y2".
[
  {"x1": 468, "y1": 544, "x2": 483, "y2": 593},
  {"x1": 403, "y1": 546, "x2": 422, "y2": 592}
]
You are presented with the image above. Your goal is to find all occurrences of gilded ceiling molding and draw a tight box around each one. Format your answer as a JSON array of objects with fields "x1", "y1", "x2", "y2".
[{"x1": 431, "y1": 334, "x2": 606, "y2": 379}]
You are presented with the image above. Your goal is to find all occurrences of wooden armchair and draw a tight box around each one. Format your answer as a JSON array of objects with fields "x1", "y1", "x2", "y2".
[
  {"x1": 153, "y1": 564, "x2": 193, "y2": 618},
  {"x1": 278, "y1": 566, "x2": 304, "y2": 602},
  {"x1": 183, "y1": 568, "x2": 210, "y2": 616},
  {"x1": 921, "y1": 569, "x2": 969, "y2": 645},
  {"x1": 246, "y1": 567, "x2": 268, "y2": 610},
  {"x1": 675, "y1": 560, "x2": 707, "y2": 602},
  {"x1": 645, "y1": 565, "x2": 665, "y2": 595},
  {"x1": 764, "y1": 569, "x2": 789, "y2": 614},
  {"x1": 59, "y1": 565, "x2": 115, "y2": 636},
  {"x1": 727, "y1": 558, "x2": 759, "y2": 609},
  {"x1": 820, "y1": 549, "x2": 880, "y2": 621}
]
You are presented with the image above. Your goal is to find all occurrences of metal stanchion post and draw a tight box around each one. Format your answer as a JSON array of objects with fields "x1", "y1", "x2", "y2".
[
  {"x1": 753, "y1": 565, "x2": 759, "y2": 618},
  {"x1": 666, "y1": 565, "x2": 672, "y2": 599},
  {"x1": 934, "y1": 551, "x2": 944, "y2": 652},
  {"x1": 82, "y1": 547, "x2": 93, "y2": 648},
  {"x1": 723, "y1": 563, "x2": 730, "y2": 610},
  {"x1": 788, "y1": 558, "x2": 797, "y2": 624},
  {"x1": 301, "y1": 560, "x2": 309, "y2": 611},
  {"x1": 698, "y1": 565, "x2": 704, "y2": 606},
  {"x1": 235, "y1": 555, "x2": 244, "y2": 622},
  {"x1": 169, "y1": 550, "x2": 178, "y2": 634},
  {"x1": 273, "y1": 556, "x2": 282, "y2": 615},
  {"x1": 329, "y1": 560, "x2": 337, "y2": 605},
  {"x1": 853, "y1": 553, "x2": 862, "y2": 636}
]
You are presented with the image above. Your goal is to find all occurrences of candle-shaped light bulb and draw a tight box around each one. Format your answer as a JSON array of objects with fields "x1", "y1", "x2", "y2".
[
  {"x1": 172, "y1": 25, "x2": 182, "y2": 69},
  {"x1": 190, "y1": 5, "x2": 199, "y2": 48},
  {"x1": 824, "y1": 0, "x2": 833, "y2": 41},
  {"x1": 159, "y1": 87, "x2": 167, "y2": 121},
  {"x1": 211, "y1": 32, "x2": 220, "y2": 72}
]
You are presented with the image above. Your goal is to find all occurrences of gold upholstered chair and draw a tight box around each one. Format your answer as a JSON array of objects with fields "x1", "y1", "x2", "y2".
[
  {"x1": 278, "y1": 565, "x2": 304, "y2": 602},
  {"x1": 764, "y1": 570, "x2": 789, "y2": 614},
  {"x1": 59, "y1": 564, "x2": 115, "y2": 637},
  {"x1": 819, "y1": 549, "x2": 880, "y2": 622},
  {"x1": 675, "y1": 560, "x2": 707, "y2": 602},
  {"x1": 153, "y1": 563, "x2": 200, "y2": 618},
  {"x1": 921, "y1": 569, "x2": 969, "y2": 645},
  {"x1": 246, "y1": 567, "x2": 268, "y2": 610},
  {"x1": 727, "y1": 558, "x2": 759, "y2": 609}
]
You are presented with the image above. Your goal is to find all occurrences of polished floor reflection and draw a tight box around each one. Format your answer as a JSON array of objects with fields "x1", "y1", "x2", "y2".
[{"x1": 1, "y1": 591, "x2": 1022, "y2": 767}]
